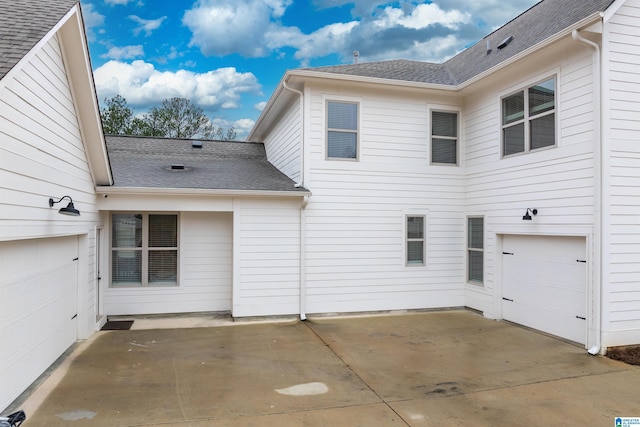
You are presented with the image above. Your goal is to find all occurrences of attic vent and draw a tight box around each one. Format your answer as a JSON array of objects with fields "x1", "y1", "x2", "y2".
[
  {"x1": 171, "y1": 164, "x2": 185, "y2": 170},
  {"x1": 192, "y1": 140, "x2": 203, "y2": 149},
  {"x1": 497, "y1": 36, "x2": 514, "y2": 50}
]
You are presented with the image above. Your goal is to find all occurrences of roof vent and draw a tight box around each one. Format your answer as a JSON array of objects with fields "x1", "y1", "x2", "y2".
[
  {"x1": 192, "y1": 140, "x2": 203, "y2": 149},
  {"x1": 497, "y1": 36, "x2": 514, "y2": 50},
  {"x1": 486, "y1": 40, "x2": 492, "y2": 55},
  {"x1": 171, "y1": 164, "x2": 185, "y2": 170}
]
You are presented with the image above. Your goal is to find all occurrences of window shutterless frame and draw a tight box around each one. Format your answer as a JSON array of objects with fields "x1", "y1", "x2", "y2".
[
  {"x1": 431, "y1": 110, "x2": 459, "y2": 165},
  {"x1": 501, "y1": 76, "x2": 556, "y2": 157},
  {"x1": 326, "y1": 100, "x2": 359, "y2": 160},
  {"x1": 406, "y1": 214, "x2": 426, "y2": 266},
  {"x1": 110, "y1": 213, "x2": 179, "y2": 288},
  {"x1": 467, "y1": 216, "x2": 484, "y2": 285}
]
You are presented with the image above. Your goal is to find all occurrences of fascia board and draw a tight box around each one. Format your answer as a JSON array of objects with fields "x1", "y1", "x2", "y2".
[{"x1": 95, "y1": 186, "x2": 311, "y2": 198}]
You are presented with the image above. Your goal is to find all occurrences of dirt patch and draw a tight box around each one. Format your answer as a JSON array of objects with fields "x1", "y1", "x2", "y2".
[{"x1": 606, "y1": 345, "x2": 640, "y2": 365}]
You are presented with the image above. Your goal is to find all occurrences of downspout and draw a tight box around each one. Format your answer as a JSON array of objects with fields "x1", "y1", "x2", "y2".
[
  {"x1": 572, "y1": 27, "x2": 603, "y2": 355},
  {"x1": 282, "y1": 80, "x2": 308, "y2": 320}
]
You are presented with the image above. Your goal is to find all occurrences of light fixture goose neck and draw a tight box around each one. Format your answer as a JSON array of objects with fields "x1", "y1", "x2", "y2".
[{"x1": 49, "y1": 195, "x2": 80, "y2": 216}]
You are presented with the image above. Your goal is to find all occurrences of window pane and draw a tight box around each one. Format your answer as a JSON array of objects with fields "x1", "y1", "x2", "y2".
[
  {"x1": 407, "y1": 241, "x2": 424, "y2": 264},
  {"x1": 432, "y1": 138, "x2": 457, "y2": 164},
  {"x1": 112, "y1": 214, "x2": 142, "y2": 248},
  {"x1": 328, "y1": 102, "x2": 357, "y2": 130},
  {"x1": 149, "y1": 250, "x2": 177, "y2": 285},
  {"x1": 149, "y1": 215, "x2": 177, "y2": 247},
  {"x1": 407, "y1": 216, "x2": 424, "y2": 239},
  {"x1": 529, "y1": 78, "x2": 555, "y2": 116},
  {"x1": 468, "y1": 217, "x2": 483, "y2": 249},
  {"x1": 503, "y1": 123, "x2": 524, "y2": 156},
  {"x1": 432, "y1": 111, "x2": 457, "y2": 137},
  {"x1": 328, "y1": 131, "x2": 357, "y2": 158},
  {"x1": 468, "y1": 250, "x2": 483, "y2": 282},
  {"x1": 502, "y1": 91, "x2": 524, "y2": 124},
  {"x1": 530, "y1": 113, "x2": 555, "y2": 150},
  {"x1": 112, "y1": 250, "x2": 141, "y2": 284}
]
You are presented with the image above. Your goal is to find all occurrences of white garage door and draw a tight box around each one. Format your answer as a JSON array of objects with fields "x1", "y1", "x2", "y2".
[
  {"x1": 502, "y1": 235, "x2": 586, "y2": 344},
  {"x1": 0, "y1": 236, "x2": 79, "y2": 411}
]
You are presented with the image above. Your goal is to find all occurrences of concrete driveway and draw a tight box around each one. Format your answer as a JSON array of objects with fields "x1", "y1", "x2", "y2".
[{"x1": 16, "y1": 310, "x2": 640, "y2": 426}]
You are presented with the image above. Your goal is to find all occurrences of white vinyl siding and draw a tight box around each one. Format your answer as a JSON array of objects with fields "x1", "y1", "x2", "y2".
[
  {"x1": 604, "y1": 0, "x2": 640, "y2": 346},
  {"x1": 105, "y1": 212, "x2": 232, "y2": 315},
  {"x1": 262, "y1": 99, "x2": 302, "y2": 182},
  {"x1": 0, "y1": 35, "x2": 99, "y2": 241},
  {"x1": 306, "y1": 85, "x2": 465, "y2": 314}
]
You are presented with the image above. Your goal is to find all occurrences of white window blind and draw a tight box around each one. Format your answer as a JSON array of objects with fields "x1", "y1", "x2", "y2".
[
  {"x1": 327, "y1": 101, "x2": 358, "y2": 159},
  {"x1": 407, "y1": 216, "x2": 425, "y2": 265},
  {"x1": 431, "y1": 111, "x2": 458, "y2": 164},
  {"x1": 467, "y1": 217, "x2": 483, "y2": 284}
]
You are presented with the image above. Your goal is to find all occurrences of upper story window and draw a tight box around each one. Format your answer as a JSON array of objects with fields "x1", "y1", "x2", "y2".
[
  {"x1": 431, "y1": 110, "x2": 458, "y2": 165},
  {"x1": 502, "y1": 77, "x2": 556, "y2": 157},
  {"x1": 111, "y1": 213, "x2": 178, "y2": 287},
  {"x1": 327, "y1": 101, "x2": 358, "y2": 159}
]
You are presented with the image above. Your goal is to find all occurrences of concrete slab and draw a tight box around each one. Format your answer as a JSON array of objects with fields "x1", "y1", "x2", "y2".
[{"x1": 19, "y1": 310, "x2": 640, "y2": 426}]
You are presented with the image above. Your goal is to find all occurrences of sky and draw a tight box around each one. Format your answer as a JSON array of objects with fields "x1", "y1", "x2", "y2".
[{"x1": 81, "y1": 0, "x2": 540, "y2": 140}]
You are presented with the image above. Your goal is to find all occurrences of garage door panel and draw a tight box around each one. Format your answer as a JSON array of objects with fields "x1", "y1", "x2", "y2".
[
  {"x1": 0, "y1": 237, "x2": 78, "y2": 411},
  {"x1": 502, "y1": 235, "x2": 586, "y2": 344}
]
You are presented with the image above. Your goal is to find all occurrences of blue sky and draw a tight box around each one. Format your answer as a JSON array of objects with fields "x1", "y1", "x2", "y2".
[{"x1": 81, "y1": 0, "x2": 539, "y2": 140}]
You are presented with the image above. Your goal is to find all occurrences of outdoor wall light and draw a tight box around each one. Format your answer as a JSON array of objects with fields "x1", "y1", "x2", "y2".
[
  {"x1": 49, "y1": 195, "x2": 80, "y2": 216},
  {"x1": 522, "y1": 208, "x2": 538, "y2": 221}
]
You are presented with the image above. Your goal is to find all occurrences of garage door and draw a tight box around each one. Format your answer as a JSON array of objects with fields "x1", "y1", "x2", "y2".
[
  {"x1": 502, "y1": 235, "x2": 586, "y2": 344},
  {"x1": 0, "y1": 236, "x2": 79, "y2": 411}
]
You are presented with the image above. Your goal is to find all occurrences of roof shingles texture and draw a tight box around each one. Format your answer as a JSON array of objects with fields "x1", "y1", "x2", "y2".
[
  {"x1": 0, "y1": 0, "x2": 78, "y2": 80},
  {"x1": 303, "y1": 0, "x2": 616, "y2": 86},
  {"x1": 105, "y1": 135, "x2": 307, "y2": 193}
]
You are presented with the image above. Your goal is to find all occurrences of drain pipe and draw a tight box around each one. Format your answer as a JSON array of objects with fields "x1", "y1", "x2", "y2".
[
  {"x1": 572, "y1": 27, "x2": 603, "y2": 355},
  {"x1": 282, "y1": 80, "x2": 308, "y2": 320}
]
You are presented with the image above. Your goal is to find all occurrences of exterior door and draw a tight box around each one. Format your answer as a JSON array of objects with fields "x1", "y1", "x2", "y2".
[{"x1": 502, "y1": 235, "x2": 586, "y2": 344}]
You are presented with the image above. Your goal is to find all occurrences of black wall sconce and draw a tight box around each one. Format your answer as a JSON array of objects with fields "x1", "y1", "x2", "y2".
[
  {"x1": 522, "y1": 208, "x2": 537, "y2": 221},
  {"x1": 49, "y1": 195, "x2": 80, "y2": 216}
]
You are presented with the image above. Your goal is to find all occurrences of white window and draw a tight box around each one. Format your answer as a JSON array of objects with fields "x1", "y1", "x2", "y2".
[
  {"x1": 406, "y1": 215, "x2": 425, "y2": 266},
  {"x1": 467, "y1": 217, "x2": 483, "y2": 284},
  {"x1": 111, "y1": 213, "x2": 178, "y2": 287},
  {"x1": 502, "y1": 77, "x2": 556, "y2": 156},
  {"x1": 431, "y1": 110, "x2": 458, "y2": 165},
  {"x1": 327, "y1": 101, "x2": 358, "y2": 159}
]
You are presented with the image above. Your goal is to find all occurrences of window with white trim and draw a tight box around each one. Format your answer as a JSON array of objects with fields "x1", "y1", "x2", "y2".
[
  {"x1": 431, "y1": 110, "x2": 458, "y2": 165},
  {"x1": 467, "y1": 217, "x2": 483, "y2": 284},
  {"x1": 327, "y1": 101, "x2": 358, "y2": 159},
  {"x1": 502, "y1": 77, "x2": 556, "y2": 156},
  {"x1": 111, "y1": 213, "x2": 178, "y2": 287},
  {"x1": 406, "y1": 215, "x2": 425, "y2": 266}
]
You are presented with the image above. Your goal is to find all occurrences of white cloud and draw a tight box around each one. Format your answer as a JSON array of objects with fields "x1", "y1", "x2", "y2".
[
  {"x1": 101, "y1": 45, "x2": 144, "y2": 60},
  {"x1": 129, "y1": 15, "x2": 167, "y2": 37},
  {"x1": 104, "y1": 0, "x2": 135, "y2": 5},
  {"x1": 81, "y1": 3, "x2": 105, "y2": 41},
  {"x1": 93, "y1": 60, "x2": 262, "y2": 112},
  {"x1": 255, "y1": 101, "x2": 267, "y2": 112},
  {"x1": 379, "y1": 3, "x2": 470, "y2": 30},
  {"x1": 183, "y1": 0, "x2": 293, "y2": 57}
]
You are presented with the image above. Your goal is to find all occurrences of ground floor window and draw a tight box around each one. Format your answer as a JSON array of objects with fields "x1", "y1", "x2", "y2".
[
  {"x1": 406, "y1": 215, "x2": 425, "y2": 266},
  {"x1": 467, "y1": 217, "x2": 483, "y2": 284},
  {"x1": 111, "y1": 213, "x2": 178, "y2": 287}
]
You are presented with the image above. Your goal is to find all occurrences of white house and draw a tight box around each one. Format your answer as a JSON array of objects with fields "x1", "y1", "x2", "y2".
[
  {"x1": 249, "y1": 0, "x2": 640, "y2": 354},
  {"x1": 4, "y1": 0, "x2": 640, "y2": 414}
]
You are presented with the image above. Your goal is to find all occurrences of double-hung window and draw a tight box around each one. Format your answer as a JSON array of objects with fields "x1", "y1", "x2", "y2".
[
  {"x1": 467, "y1": 217, "x2": 483, "y2": 284},
  {"x1": 502, "y1": 77, "x2": 556, "y2": 156},
  {"x1": 327, "y1": 101, "x2": 358, "y2": 159},
  {"x1": 406, "y1": 215, "x2": 425, "y2": 266},
  {"x1": 111, "y1": 213, "x2": 178, "y2": 287},
  {"x1": 431, "y1": 110, "x2": 458, "y2": 165}
]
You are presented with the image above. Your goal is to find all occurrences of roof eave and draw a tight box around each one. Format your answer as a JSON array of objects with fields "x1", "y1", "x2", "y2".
[{"x1": 95, "y1": 186, "x2": 311, "y2": 197}]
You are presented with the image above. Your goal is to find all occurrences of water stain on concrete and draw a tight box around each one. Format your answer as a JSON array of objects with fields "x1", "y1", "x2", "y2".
[
  {"x1": 55, "y1": 410, "x2": 97, "y2": 421},
  {"x1": 275, "y1": 382, "x2": 329, "y2": 396}
]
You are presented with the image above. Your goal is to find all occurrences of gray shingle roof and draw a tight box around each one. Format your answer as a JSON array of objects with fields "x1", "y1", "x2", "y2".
[
  {"x1": 302, "y1": 0, "x2": 616, "y2": 86},
  {"x1": 105, "y1": 135, "x2": 308, "y2": 193},
  {"x1": 0, "y1": 0, "x2": 78, "y2": 80}
]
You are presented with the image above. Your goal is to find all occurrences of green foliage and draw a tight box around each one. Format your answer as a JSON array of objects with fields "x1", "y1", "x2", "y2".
[{"x1": 99, "y1": 95, "x2": 237, "y2": 140}]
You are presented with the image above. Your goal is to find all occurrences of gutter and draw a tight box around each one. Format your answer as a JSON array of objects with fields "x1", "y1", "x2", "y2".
[
  {"x1": 572, "y1": 21, "x2": 604, "y2": 356},
  {"x1": 95, "y1": 186, "x2": 310, "y2": 197}
]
